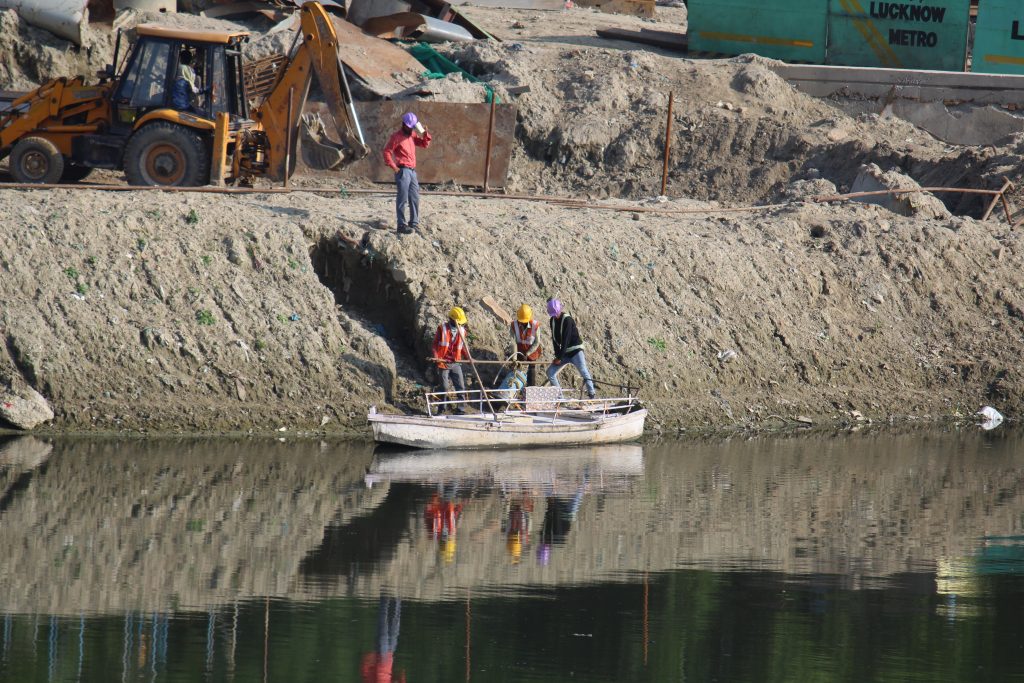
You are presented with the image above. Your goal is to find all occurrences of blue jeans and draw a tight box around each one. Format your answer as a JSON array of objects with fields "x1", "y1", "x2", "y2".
[
  {"x1": 395, "y1": 167, "x2": 420, "y2": 229},
  {"x1": 546, "y1": 352, "x2": 595, "y2": 397}
]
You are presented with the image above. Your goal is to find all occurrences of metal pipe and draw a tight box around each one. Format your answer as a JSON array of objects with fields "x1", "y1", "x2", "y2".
[
  {"x1": 0, "y1": 182, "x2": 1008, "y2": 217},
  {"x1": 456, "y1": 331, "x2": 498, "y2": 418},
  {"x1": 814, "y1": 187, "x2": 1004, "y2": 202},
  {"x1": 284, "y1": 86, "x2": 294, "y2": 189},
  {"x1": 661, "y1": 91, "x2": 674, "y2": 197},
  {"x1": 482, "y1": 96, "x2": 496, "y2": 192},
  {"x1": 981, "y1": 178, "x2": 1012, "y2": 221}
]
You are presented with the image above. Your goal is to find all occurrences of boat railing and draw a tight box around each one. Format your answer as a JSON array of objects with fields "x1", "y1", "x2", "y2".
[{"x1": 424, "y1": 387, "x2": 642, "y2": 420}]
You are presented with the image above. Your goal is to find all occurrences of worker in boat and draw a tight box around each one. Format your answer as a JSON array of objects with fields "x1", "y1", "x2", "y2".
[
  {"x1": 432, "y1": 306, "x2": 469, "y2": 414},
  {"x1": 511, "y1": 303, "x2": 542, "y2": 386},
  {"x1": 171, "y1": 49, "x2": 202, "y2": 114},
  {"x1": 383, "y1": 112, "x2": 432, "y2": 235},
  {"x1": 545, "y1": 298, "x2": 596, "y2": 399}
]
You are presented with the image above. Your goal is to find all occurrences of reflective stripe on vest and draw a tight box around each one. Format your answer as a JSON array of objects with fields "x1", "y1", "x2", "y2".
[
  {"x1": 438, "y1": 322, "x2": 465, "y2": 360},
  {"x1": 557, "y1": 314, "x2": 584, "y2": 354},
  {"x1": 513, "y1": 320, "x2": 536, "y2": 346}
]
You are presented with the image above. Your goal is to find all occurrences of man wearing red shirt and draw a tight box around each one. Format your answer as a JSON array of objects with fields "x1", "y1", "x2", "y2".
[{"x1": 382, "y1": 112, "x2": 432, "y2": 234}]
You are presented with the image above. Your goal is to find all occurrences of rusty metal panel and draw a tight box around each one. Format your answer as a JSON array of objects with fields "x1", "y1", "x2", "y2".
[
  {"x1": 328, "y1": 17, "x2": 428, "y2": 97},
  {"x1": 306, "y1": 100, "x2": 516, "y2": 187}
]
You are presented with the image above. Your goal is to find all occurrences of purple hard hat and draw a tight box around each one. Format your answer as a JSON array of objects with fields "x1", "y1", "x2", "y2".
[
  {"x1": 546, "y1": 298, "x2": 562, "y2": 317},
  {"x1": 402, "y1": 112, "x2": 418, "y2": 128}
]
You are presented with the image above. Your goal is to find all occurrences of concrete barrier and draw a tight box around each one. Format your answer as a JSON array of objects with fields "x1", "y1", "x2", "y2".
[{"x1": 768, "y1": 62, "x2": 1024, "y2": 144}]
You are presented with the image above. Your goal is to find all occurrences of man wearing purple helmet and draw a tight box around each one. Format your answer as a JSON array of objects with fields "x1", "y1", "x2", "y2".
[
  {"x1": 545, "y1": 298, "x2": 596, "y2": 399},
  {"x1": 382, "y1": 112, "x2": 432, "y2": 234}
]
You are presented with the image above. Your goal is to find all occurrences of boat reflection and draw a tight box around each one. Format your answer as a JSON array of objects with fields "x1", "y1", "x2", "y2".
[
  {"x1": 300, "y1": 445, "x2": 646, "y2": 596},
  {"x1": 364, "y1": 444, "x2": 644, "y2": 487}
]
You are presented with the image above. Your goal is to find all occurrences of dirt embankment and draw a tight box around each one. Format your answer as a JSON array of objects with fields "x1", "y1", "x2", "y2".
[{"x1": 1, "y1": 184, "x2": 1023, "y2": 434}]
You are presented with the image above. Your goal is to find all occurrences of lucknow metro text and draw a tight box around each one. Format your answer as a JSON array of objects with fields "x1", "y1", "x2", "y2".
[{"x1": 868, "y1": 1, "x2": 947, "y2": 48}]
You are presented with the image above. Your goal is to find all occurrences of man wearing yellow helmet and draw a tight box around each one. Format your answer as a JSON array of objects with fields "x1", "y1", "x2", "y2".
[
  {"x1": 511, "y1": 303, "x2": 542, "y2": 386},
  {"x1": 432, "y1": 306, "x2": 470, "y2": 413}
]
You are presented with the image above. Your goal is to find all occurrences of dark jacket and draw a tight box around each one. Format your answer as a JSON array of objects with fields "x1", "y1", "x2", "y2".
[{"x1": 550, "y1": 313, "x2": 584, "y2": 360}]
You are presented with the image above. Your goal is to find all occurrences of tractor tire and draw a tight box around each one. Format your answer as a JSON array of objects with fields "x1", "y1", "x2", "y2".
[
  {"x1": 60, "y1": 163, "x2": 93, "y2": 183},
  {"x1": 10, "y1": 137, "x2": 65, "y2": 184},
  {"x1": 123, "y1": 122, "x2": 210, "y2": 187}
]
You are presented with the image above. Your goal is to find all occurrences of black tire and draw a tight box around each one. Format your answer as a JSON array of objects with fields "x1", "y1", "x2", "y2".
[
  {"x1": 10, "y1": 136, "x2": 64, "y2": 184},
  {"x1": 60, "y1": 163, "x2": 93, "y2": 183},
  {"x1": 123, "y1": 122, "x2": 210, "y2": 187}
]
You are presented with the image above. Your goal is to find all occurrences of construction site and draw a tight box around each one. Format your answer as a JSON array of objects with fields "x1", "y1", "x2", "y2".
[{"x1": 2, "y1": 0, "x2": 1024, "y2": 433}]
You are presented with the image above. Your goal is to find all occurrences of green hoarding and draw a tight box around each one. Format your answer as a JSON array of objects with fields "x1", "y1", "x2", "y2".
[
  {"x1": 687, "y1": 0, "x2": 827, "y2": 64},
  {"x1": 826, "y1": 0, "x2": 970, "y2": 70},
  {"x1": 972, "y1": 0, "x2": 1024, "y2": 74}
]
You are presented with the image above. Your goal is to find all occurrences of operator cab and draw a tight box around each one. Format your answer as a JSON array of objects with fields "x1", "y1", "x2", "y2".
[{"x1": 110, "y1": 25, "x2": 250, "y2": 130}]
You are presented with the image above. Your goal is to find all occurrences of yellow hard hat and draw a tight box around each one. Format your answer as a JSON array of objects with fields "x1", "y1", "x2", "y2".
[
  {"x1": 507, "y1": 533, "x2": 522, "y2": 560},
  {"x1": 442, "y1": 537, "x2": 457, "y2": 564},
  {"x1": 517, "y1": 304, "x2": 532, "y2": 323},
  {"x1": 448, "y1": 306, "x2": 467, "y2": 325}
]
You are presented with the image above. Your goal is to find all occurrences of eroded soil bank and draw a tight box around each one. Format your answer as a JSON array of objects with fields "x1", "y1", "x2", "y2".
[{"x1": 1, "y1": 187, "x2": 1022, "y2": 434}]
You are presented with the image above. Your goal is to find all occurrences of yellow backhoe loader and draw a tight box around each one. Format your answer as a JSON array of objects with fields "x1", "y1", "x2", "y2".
[{"x1": 0, "y1": 2, "x2": 368, "y2": 186}]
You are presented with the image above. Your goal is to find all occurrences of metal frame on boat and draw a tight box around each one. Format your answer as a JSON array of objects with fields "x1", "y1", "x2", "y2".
[{"x1": 368, "y1": 386, "x2": 647, "y2": 450}]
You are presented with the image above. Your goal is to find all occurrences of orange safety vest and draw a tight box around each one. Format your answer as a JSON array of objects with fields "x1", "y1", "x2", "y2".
[
  {"x1": 512, "y1": 319, "x2": 542, "y2": 360},
  {"x1": 433, "y1": 321, "x2": 467, "y2": 367}
]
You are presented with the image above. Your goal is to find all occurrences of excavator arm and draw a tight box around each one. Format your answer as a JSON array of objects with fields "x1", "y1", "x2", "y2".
[{"x1": 253, "y1": 2, "x2": 369, "y2": 181}]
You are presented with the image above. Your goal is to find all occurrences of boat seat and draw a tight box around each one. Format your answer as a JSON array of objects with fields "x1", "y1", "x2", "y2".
[{"x1": 524, "y1": 385, "x2": 562, "y2": 412}]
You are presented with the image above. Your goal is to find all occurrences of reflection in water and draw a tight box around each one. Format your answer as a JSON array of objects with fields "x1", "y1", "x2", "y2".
[
  {"x1": 362, "y1": 596, "x2": 404, "y2": 683},
  {"x1": 2, "y1": 432, "x2": 1024, "y2": 681}
]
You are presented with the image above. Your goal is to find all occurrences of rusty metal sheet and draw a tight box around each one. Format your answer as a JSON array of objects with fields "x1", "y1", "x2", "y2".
[
  {"x1": 328, "y1": 17, "x2": 429, "y2": 97},
  {"x1": 305, "y1": 100, "x2": 516, "y2": 187},
  {"x1": 363, "y1": 11, "x2": 475, "y2": 42}
]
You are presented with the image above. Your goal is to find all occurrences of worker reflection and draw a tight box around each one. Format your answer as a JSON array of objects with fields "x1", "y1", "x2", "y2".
[
  {"x1": 536, "y1": 479, "x2": 587, "y2": 566},
  {"x1": 171, "y1": 50, "x2": 202, "y2": 113},
  {"x1": 361, "y1": 595, "x2": 406, "y2": 683},
  {"x1": 502, "y1": 495, "x2": 533, "y2": 564},
  {"x1": 425, "y1": 484, "x2": 463, "y2": 564}
]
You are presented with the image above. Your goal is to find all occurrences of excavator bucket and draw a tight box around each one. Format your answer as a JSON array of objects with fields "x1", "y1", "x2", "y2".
[{"x1": 299, "y1": 112, "x2": 348, "y2": 171}]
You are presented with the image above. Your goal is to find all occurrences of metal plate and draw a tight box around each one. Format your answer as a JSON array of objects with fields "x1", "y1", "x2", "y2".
[
  {"x1": 972, "y1": 0, "x2": 1024, "y2": 74},
  {"x1": 306, "y1": 100, "x2": 516, "y2": 187},
  {"x1": 826, "y1": 0, "x2": 969, "y2": 71},
  {"x1": 687, "y1": 0, "x2": 828, "y2": 63},
  {"x1": 328, "y1": 16, "x2": 428, "y2": 97}
]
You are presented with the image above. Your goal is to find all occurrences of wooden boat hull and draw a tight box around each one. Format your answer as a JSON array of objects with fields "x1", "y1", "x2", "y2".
[{"x1": 368, "y1": 409, "x2": 647, "y2": 450}]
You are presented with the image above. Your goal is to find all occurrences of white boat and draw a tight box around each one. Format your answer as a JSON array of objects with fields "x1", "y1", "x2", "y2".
[{"x1": 368, "y1": 386, "x2": 647, "y2": 450}]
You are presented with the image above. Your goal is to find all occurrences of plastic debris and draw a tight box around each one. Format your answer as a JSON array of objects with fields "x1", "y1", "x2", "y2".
[{"x1": 978, "y1": 406, "x2": 1003, "y2": 431}]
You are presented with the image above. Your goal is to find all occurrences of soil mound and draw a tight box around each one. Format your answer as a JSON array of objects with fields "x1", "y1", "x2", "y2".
[{"x1": 3, "y1": 186, "x2": 1021, "y2": 433}]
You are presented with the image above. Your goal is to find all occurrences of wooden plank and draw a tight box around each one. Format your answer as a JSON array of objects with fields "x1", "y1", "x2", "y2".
[
  {"x1": 596, "y1": 27, "x2": 688, "y2": 52},
  {"x1": 481, "y1": 296, "x2": 513, "y2": 326}
]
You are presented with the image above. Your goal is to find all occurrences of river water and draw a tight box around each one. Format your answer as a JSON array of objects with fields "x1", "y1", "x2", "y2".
[{"x1": 1, "y1": 429, "x2": 1023, "y2": 682}]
